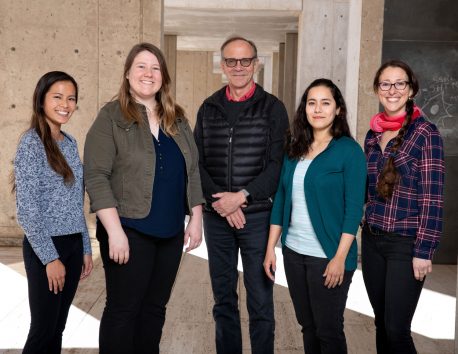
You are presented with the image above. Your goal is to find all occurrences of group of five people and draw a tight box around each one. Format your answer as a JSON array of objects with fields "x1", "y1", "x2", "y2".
[{"x1": 13, "y1": 36, "x2": 444, "y2": 354}]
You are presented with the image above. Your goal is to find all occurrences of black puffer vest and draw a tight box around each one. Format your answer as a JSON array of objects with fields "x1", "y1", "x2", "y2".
[{"x1": 200, "y1": 86, "x2": 278, "y2": 213}]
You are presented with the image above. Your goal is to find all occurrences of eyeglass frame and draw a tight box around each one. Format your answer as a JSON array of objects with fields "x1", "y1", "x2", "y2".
[
  {"x1": 222, "y1": 57, "x2": 257, "y2": 68},
  {"x1": 378, "y1": 80, "x2": 410, "y2": 91}
]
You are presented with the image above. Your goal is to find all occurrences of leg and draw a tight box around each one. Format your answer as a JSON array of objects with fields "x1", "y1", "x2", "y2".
[
  {"x1": 283, "y1": 246, "x2": 320, "y2": 354},
  {"x1": 238, "y1": 211, "x2": 274, "y2": 354},
  {"x1": 204, "y1": 212, "x2": 242, "y2": 354},
  {"x1": 97, "y1": 225, "x2": 157, "y2": 354},
  {"x1": 22, "y1": 234, "x2": 83, "y2": 354},
  {"x1": 47, "y1": 234, "x2": 84, "y2": 354},
  {"x1": 383, "y1": 235, "x2": 424, "y2": 354},
  {"x1": 135, "y1": 231, "x2": 184, "y2": 354},
  {"x1": 305, "y1": 257, "x2": 353, "y2": 354},
  {"x1": 361, "y1": 229, "x2": 389, "y2": 354}
]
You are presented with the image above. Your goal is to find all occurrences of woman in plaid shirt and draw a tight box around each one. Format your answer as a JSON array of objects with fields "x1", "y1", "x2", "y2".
[{"x1": 362, "y1": 60, "x2": 445, "y2": 354}]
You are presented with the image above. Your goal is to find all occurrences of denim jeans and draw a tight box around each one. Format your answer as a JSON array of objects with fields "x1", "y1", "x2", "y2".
[
  {"x1": 283, "y1": 246, "x2": 354, "y2": 354},
  {"x1": 203, "y1": 211, "x2": 274, "y2": 354},
  {"x1": 22, "y1": 234, "x2": 83, "y2": 354},
  {"x1": 361, "y1": 224, "x2": 424, "y2": 354},
  {"x1": 97, "y1": 224, "x2": 184, "y2": 354}
]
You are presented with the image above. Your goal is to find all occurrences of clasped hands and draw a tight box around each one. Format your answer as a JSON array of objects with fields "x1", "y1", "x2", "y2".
[{"x1": 212, "y1": 191, "x2": 247, "y2": 229}]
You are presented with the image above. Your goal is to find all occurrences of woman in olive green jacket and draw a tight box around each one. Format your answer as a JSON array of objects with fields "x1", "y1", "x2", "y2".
[{"x1": 84, "y1": 42, "x2": 204, "y2": 354}]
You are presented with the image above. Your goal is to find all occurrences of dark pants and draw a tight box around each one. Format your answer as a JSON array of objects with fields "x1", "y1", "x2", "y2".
[
  {"x1": 22, "y1": 234, "x2": 83, "y2": 354},
  {"x1": 283, "y1": 246, "x2": 354, "y2": 354},
  {"x1": 361, "y1": 225, "x2": 424, "y2": 354},
  {"x1": 97, "y1": 224, "x2": 184, "y2": 354},
  {"x1": 203, "y1": 211, "x2": 274, "y2": 354}
]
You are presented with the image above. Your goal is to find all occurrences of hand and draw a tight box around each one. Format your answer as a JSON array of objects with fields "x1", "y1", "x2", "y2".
[
  {"x1": 46, "y1": 259, "x2": 66, "y2": 294},
  {"x1": 184, "y1": 216, "x2": 203, "y2": 252},
  {"x1": 212, "y1": 192, "x2": 246, "y2": 217},
  {"x1": 80, "y1": 254, "x2": 93, "y2": 280},
  {"x1": 412, "y1": 257, "x2": 432, "y2": 281},
  {"x1": 225, "y1": 208, "x2": 246, "y2": 229},
  {"x1": 323, "y1": 256, "x2": 345, "y2": 288},
  {"x1": 263, "y1": 248, "x2": 277, "y2": 282},
  {"x1": 108, "y1": 230, "x2": 130, "y2": 264}
]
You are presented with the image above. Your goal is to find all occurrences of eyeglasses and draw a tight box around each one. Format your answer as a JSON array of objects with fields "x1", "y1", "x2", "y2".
[
  {"x1": 223, "y1": 57, "x2": 256, "y2": 68},
  {"x1": 378, "y1": 81, "x2": 409, "y2": 91}
]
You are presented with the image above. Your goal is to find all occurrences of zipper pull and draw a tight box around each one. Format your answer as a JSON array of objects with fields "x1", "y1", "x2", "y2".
[{"x1": 229, "y1": 128, "x2": 233, "y2": 143}]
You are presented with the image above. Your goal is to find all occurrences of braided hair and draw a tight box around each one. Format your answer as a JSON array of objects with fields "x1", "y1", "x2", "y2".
[{"x1": 373, "y1": 60, "x2": 419, "y2": 199}]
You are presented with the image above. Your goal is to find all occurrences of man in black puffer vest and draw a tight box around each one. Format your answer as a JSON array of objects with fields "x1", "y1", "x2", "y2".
[{"x1": 194, "y1": 36, "x2": 289, "y2": 354}]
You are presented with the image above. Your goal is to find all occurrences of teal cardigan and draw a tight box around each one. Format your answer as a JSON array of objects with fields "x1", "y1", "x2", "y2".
[{"x1": 270, "y1": 136, "x2": 367, "y2": 270}]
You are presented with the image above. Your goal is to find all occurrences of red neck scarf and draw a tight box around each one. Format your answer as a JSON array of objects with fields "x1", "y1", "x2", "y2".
[{"x1": 370, "y1": 105, "x2": 422, "y2": 133}]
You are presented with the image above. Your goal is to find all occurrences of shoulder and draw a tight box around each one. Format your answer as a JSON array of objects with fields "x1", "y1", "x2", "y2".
[
  {"x1": 17, "y1": 129, "x2": 42, "y2": 151},
  {"x1": 412, "y1": 116, "x2": 441, "y2": 135},
  {"x1": 334, "y1": 136, "x2": 363, "y2": 152},
  {"x1": 61, "y1": 131, "x2": 77, "y2": 144}
]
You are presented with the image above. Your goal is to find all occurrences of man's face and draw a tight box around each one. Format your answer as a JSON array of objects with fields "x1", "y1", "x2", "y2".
[{"x1": 221, "y1": 40, "x2": 258, "y2": 92}]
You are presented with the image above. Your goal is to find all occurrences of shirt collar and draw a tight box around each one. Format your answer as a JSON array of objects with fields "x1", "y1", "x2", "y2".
[{"x1": 225, "y1": 81, "x2": 256, "y2": 102}]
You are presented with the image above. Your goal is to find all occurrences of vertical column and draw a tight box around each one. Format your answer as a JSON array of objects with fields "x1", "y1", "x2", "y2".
[
  {"x1": 278, "y1": 42, "x2": 285, "y2": 101},
  {"x1": 164, "y1": 35, "x2": 177, "y2": 98},
  {"x1": 272, "y1": 51, "x2": 280, "y2": 97},
  {"x1": 262, "y1": 55, "x2": 273, "y2": 93},
  {"x1": 257, "y1": 66, "x2": 265, "y2": 88},
  {"x1": 356, "y1": 0, "x2": 384, "y2": 144},
  {"x1": 283, "y1": 33, "x2": 298, "y2": 120},
  {"x1": 141, "y1": 0, "x2": 163, "y2": 47}
]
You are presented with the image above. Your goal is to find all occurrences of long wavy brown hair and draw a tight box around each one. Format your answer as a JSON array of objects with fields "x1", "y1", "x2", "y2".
[
  {"x1": 117, "y1": 42, "x2": 185, "y2": 135},
  {"x1": 373, "y1": 60, "x2": 419, "y2": 199}
]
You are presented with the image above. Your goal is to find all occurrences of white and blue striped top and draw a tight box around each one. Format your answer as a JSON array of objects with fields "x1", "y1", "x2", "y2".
[{"x1": 285, "y1": 158, "x2": 327, "y2": 258}]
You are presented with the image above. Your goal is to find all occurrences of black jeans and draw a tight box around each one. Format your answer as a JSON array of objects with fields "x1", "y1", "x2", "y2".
[
  {"x1": 283, "y1": 246, "x2": 354, "y2": 354},
  {"x1": 97, "y1": 224, "x2": 184, "y2": 354},
  {"x1": 22, "y1": 234, "x2": 83, "y2": 354},
  {"x1": 203, "y1": 211, "x2": 274, "y2": 354},
  {"x1": 361, "y1": 224, "x2": 424, "y2": 354}
]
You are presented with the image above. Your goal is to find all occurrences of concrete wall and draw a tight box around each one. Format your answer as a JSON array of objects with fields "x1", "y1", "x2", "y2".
[
  {"x1": 0, "y1": 0, "x2": 163, "y2": 243},
  {"x1": 175, "y1": 51, "x2": 223, "y2": 128}
]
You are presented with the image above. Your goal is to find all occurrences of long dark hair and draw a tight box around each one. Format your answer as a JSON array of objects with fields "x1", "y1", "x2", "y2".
[
  {"x1": 117, "y1": 42, "x2": 185, "y2": 135},
  {"x1": 12, "y1": 71, "x2": 77, "y2": 192},
  {"x1": 286, "y1": 78, "x2": 351, "y2": 159},
  {"x1": 373, "y1": 60, "x2": 419, "y2": 199}
]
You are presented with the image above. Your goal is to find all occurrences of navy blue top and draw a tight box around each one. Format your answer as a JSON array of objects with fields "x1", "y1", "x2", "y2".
[{"x1": 121, "y1": 129, "x2": 186, "y2": 237}]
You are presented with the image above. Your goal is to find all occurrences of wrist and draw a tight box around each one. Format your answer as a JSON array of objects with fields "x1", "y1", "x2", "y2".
[{"x1": 240, "y1": 189, "x2": 250, "y2": 203}]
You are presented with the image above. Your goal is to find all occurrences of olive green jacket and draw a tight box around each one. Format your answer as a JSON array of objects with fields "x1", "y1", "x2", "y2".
[{"x1": 84, "y1": 100, "x2": 204, "y2": 218}]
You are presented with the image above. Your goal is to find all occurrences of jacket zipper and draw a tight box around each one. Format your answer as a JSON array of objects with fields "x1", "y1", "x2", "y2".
[{"x1": 228, "y1": 127, "x2": 233, "y2": 192}]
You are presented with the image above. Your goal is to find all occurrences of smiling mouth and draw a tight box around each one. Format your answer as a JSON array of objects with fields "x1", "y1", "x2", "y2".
[
  {"x1": 56, "y1": 111, "x2": 70, "y2": 116},
  {"x1": 140, "y1": 80, "x2": 154, "y2": 84}
]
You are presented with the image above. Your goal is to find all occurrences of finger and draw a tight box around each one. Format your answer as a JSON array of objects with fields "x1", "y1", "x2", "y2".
[
  {"x1": 53, "y1": 279, "x2": 59, "y2": 294},
  {"x1": 212, "y1": 193, "x2": 224, "y2": 198},
  {"x1": 59, "y1": 278, "x2": 65, "y2": 292},
  {"x1": 338, "y1": 275, "x2": 344, "y2": 286},
  {"x1": 226, "y1": 216, "x2": 235, "y2": 228},
  {"x1": 48, "y1": 277, "x2": 53, "y2": 292},
  {"x1": 123, "y1": 251, "x2": 130, "y2": 264}
]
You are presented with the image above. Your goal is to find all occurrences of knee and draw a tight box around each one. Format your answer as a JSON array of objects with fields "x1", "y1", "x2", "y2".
[{"x1": 385, "y1": 324, "x2": 412, "y2": 346}]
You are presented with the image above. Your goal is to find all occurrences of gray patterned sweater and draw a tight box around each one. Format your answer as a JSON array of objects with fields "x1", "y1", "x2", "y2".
[{"x1": 14, "y1": 129, "x2": 91, "y2": 265}]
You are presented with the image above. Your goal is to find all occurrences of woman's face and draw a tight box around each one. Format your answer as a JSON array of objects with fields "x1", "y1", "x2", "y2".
[
  {"x1": 305, "y1": 85, "x2": 340, "y2": 134},
  {"x1": 43, "y1": 81, "x2": 77, "y2": 132},
  {"x1": 377, "y1": 66, "x2": 413, "y2": 117},
  {"x1": 127, "y1": 50, "x2": 163, "y2": 103}
]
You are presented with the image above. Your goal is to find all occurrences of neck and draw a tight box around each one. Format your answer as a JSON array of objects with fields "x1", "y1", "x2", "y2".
[
  {"x1": 228, "y1": 81, "x2": 253, "y2": 101},
  {"x1": 313, "y1": 129, "x2": 333, "y2": 143},
  {"x1": 135, "y1": 97, "x2": 157, "y2": 112}
]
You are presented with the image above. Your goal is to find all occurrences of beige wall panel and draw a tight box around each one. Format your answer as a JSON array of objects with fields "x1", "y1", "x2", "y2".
[
  {"x1": 356, "y1": 0, "x2": 384, "y2": 144},
  {"x1": 331, "y1": 2, "x2": 350, "y2": 95},
  {"x1": 192, "y1": 51, "x2": 208, "y2": 123},
  {"x1": 176, "y1": 51, "x2": 195, "y2": 122},
  {"x1": 0, "y1": 0, "x2": 163, "y2": 243},
  {"x1": 0, "y1": 0, "x2": 99, "y2": 240}
]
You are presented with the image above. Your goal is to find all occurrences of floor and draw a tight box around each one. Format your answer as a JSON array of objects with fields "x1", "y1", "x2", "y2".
[{"x1": 0, "y1": 239, "x2": 455, "y2": 354}]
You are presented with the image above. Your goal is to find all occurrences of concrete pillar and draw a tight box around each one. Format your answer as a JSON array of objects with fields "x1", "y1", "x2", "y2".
[
  {"x1": 0, "y1": 0, "x2": 164, "y2": 244},
  {"x1": 355, "y1": 0, "x2": 384, "y2": 144},
  {"x1": 262, "y1": 55, "x2": 273, "y2": 93},
  {"x1": 257, "y1": 67, "x2": 265, "y2": 88},
  {"x1": 278, "y1": 42, "x2": 285, "y2": 101},
  {"x1": 345, "y1": 0, "x2": 363, "y2": 136},
  {"x1": 272, "y1": 51, "x2": 280, "y2": 97},
  {"x1": 283, "y1": 33, "x2": 298, "y2": 121},
  {"x1": 296, "y1": 0, "x2": 350, "y2": 110},
  {"x1": 164, "y1": 35, "x2": 178, "y2": 98}
]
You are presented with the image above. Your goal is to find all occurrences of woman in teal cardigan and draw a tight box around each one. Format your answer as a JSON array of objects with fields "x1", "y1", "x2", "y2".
[{"x1": 264, "y1": 79, "x2": 366, "y2": 354}]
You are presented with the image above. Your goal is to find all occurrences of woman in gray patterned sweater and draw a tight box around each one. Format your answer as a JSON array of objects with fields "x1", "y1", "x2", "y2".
[{"x1": 13, "y1": 71, "x2": 93, "y2": 354}]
